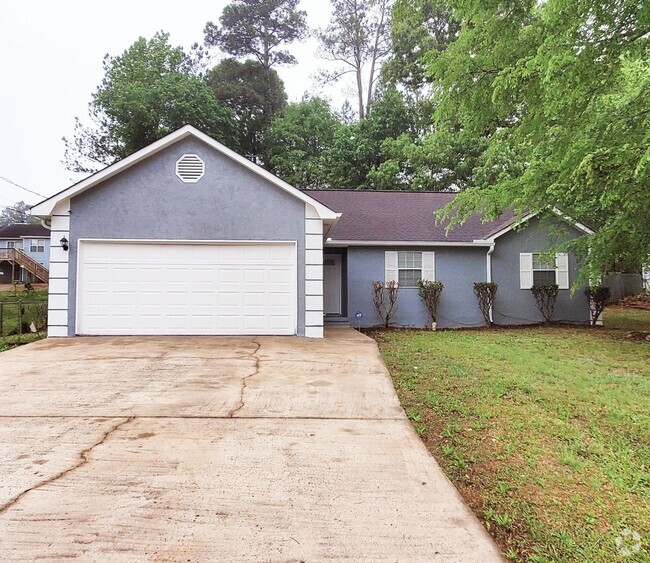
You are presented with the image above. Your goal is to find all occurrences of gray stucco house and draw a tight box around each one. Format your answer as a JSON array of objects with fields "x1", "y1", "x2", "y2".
[{"x1": 31, "y1": 126, "x2": 593, "y2": 338}]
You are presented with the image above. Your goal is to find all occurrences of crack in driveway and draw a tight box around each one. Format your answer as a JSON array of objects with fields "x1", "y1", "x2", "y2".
[
  {"x1": 227, "y1": 339, "x2": 261, "y2": 418},
  {"x1": 0, "y1": 416, "x2": 135, "y2": 516}
]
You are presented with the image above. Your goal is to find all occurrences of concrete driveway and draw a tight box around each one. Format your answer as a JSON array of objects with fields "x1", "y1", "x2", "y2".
[{"x1": 0, "y1": 328, "x2": 502, "y2": 561}]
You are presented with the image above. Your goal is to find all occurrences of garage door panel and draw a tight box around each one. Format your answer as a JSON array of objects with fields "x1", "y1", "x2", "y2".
[{"x1": 77, "y1": 242, "x2": 297, "y2": 335}]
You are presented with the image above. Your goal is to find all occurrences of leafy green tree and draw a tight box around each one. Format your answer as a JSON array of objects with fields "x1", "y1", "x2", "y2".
[
  {"x1": 0, "y1": 202, "x2": 39, "y2": 226},
  {"x1": 263, "y1": 98, "x2": 342, "y2": 188},
  {"x1": 204, "y1": 0, "x2": 308, "y2": 69},
  {"x1": 382, "y1": 0, "x2": 459, "y2": 92},
  {"x1": 64, "y1": 32, "x2": 237, "y2": 173},
  {"x1": 317, "y1": 0, "x2": 393, "y2": 119},
  {"x1": 428, "y1": 0, "x2": 650, "y2": 279},
  {"x1": 206, "y1": 58, "x2": 287, "y2": 161},
  {"x1": 330, "y1": 86, "x2": 424, "y2": 189}
]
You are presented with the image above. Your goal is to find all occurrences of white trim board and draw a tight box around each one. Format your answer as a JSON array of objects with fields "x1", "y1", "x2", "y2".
[
  {"x1": 31, "y1": 125, "x2": 339, "y2": 221},
  {"x1": 474, "y1": 208, "x2": 594, "y2": 244},
  {"x1": 325, "y1": 240, "x2": 494, "y2": 247}
]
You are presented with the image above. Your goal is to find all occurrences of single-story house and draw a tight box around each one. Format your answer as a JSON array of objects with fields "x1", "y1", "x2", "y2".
[
  {"x1": 0, "y1": 223, "x2": 51, "y2": 284},
  {"x1": 31, "y1": 126, "x2": 593, "y2": 338}
]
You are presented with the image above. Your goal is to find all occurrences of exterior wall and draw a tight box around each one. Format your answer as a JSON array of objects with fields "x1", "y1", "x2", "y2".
[
  {"x1": 491, "y1": 217, "x2": 590, "y2": 324},
  {"x1": 0, "y1": 239, "x2": 23, "y2": 249},
  {"x1": 62, "y1": 137, "x2": 306, "y2": 336},
  {"x1": 21, "y1": 237, "x2": 51, "y2": 267},
  {"x1": 346, "y1": 246, "x2": 488, "y2": 329}
]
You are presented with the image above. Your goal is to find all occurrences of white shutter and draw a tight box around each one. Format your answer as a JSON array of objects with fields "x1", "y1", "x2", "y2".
[
  {"x1": 520, "y1": 253, "x2": 533, "y2": 289},
  {"x1": 556, "y1": 253, "x2": 569, "y2": 289},
  {"x1": 422, "y1": 252, "x2": 435, "y2": 281},
  {"x1": 385, "y1": 251, "x2": 398, "y2": 283}
]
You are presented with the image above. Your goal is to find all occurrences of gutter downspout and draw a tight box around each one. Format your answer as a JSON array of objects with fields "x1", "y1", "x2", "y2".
[{"x1": 487, "y1": 244, "x2": 495, "y2": 324}]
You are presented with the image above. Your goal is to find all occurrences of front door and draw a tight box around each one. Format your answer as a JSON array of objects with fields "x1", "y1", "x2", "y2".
[{"x1": 323, "y1": 254, "x2": 342, "y2": 316}]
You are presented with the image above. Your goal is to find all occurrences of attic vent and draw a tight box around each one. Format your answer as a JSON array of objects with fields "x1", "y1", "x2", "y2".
[{"x1": 175, "y1": 154, "x2": 205, "y2": 183}]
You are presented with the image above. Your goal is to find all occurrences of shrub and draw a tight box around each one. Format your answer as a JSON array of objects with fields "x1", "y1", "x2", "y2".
[
  {"x1": 531, "y1": 284, "x2": 559, "y2": 322},
  {"x1": 584, "y1": 285, "x2": 611, "y2": 326},
  {"x1": 474, "y1": 282, "x2": 498, "y2": 326},
  {"x1": 417, "y1": 280, "x2": 444, "y2": 325},
  {"x1": 372, "y1": 280, "x2": 400, "y2": 328}
]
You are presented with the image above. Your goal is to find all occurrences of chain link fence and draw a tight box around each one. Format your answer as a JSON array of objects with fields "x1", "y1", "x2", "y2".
[{"x1": 0, "y1": 300, "x2": 48, "y2": 336}]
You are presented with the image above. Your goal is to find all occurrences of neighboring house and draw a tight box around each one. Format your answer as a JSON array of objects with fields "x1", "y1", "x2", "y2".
[
  {"x1": 0, "y1": 223, "x2": 50, "y2": 284},
  {"x1": 31, "y1": 126, "x2": 592, "y2": 338}
]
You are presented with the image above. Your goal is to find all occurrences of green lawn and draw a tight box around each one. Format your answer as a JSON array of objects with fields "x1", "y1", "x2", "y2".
[
  {"x1": 0, "y1": 288, "x2": 48, "y2": 350},
  {"x1": 372, "y1": 310, "x2": 649, "y2": 561}
]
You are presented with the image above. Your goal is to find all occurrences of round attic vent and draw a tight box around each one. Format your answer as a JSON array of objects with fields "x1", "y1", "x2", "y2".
[{"x1": 175, "y1": 154, "x2": 205, "y2": 183}]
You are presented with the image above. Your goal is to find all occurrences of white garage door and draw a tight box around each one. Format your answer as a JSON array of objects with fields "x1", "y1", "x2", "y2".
[{"x1": 77, "y1": 241, "x2": 297, "y2": 335}]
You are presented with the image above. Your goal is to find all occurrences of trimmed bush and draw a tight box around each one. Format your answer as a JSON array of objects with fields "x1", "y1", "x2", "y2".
[
  {"x1": 531, "y1": 284, "x2": 559, "y2": 322},
  {"x1": 417, "y1": 280, "x2": 444, "y2": 325},
  {"x1": 584, "y1": 285, "x2": 611, "y2": 326},
  {"x1": 372, "y1": 280, "x2": 400, "y2": 328},
  {"x1": 474, "y1": 282, "x2": 498, "y2": 326}
]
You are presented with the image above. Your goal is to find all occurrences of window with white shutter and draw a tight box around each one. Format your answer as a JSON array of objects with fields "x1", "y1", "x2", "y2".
[
  {"x1": 520, "y1": 252, "x2": 569, "y2": 289},
  {"x1": 386, "y1": 251, "x2": 435, "y2": 287}
]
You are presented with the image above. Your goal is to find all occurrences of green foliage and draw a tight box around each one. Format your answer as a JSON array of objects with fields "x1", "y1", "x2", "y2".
[
  {"x1": 263, "y1": 98, "x2": 341, "y2": 188},
  {"x1": 383, "y1": 0, "x2": 459, "y2": 91},
  {"x1": 64, "y1": 32, "x2": 237, "y2": 173},
  {"x1": 204, "y1": 0, "x2": 307, "y2": 68},
  {"x1": 417, "y1": 279, "x2": 444, "y2": 323},
  {"x1": 0, "y1": 202, "x2": 40, "y2": 226},
  {"x1": 531, "y1": 284, "x2": 560, "y2": 322},
  {"x1": 427, "y1": 0, "x2": 650, "y2": 280},
  {"x1": 206, "y1": 58, "x2": 287, "y2": 162},
  {"x1": 474, "y1": 282, "x2": 498, "y2": 326},
  {"x1": 584, "y1": 285, "x2": 611, "y2": 327}
]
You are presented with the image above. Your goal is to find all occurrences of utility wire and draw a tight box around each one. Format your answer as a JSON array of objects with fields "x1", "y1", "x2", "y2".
[{"x1": 0, "y1": 175, "x2": 47, "y2": 199}]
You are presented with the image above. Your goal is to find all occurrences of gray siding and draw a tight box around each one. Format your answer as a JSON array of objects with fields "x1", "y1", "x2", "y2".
[
  {"x1": 68, "y1": 137, "x2": 306, "y2": 335},
  {"x1": 491, "y1": 217, "x2": 589, "y2": 324},
  {"x1": 346, "y1": 247, "x2": 488, "y2": 329}
]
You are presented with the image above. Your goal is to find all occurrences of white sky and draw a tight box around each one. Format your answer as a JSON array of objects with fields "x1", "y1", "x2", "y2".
[{"x1": 0, "y1": 0, "x2": 337, "y2": 208}]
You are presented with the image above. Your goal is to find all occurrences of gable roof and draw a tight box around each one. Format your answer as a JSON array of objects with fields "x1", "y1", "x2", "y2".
[
  {"x1": 0, "y1": 223, "x2": 50, "y2": 239},
  {"x1": 307, "y1": 190, "x2": 517, "y2": 245},
  {"x1": 31, "y1": 125, "x2": 339, "y2": 221}
]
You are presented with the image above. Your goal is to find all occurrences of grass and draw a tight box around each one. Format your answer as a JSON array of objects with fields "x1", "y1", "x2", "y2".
[
  {"x1": 0, "y1": 288, "x2": 48, "y2": 351},
  {"x1": 372, "y1": 308, "x2": 650, "y2": 561}
]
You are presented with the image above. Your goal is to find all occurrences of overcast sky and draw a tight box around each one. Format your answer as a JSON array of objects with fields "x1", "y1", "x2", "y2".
[{"x1": 0, "y1": 0, "x2": 336, "y2": 208}]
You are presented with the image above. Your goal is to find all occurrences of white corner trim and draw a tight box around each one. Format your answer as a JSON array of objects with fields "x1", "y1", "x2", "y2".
[{"x1": 31, "y1": 125, "x2": 338, "y2": 221}]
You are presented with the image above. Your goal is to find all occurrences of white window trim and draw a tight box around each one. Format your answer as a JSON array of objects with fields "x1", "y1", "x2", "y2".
[
  {"x1": 520, "y1": 252, "x2": 569, "y2": 289},
  {"x1": 385, "y1": 251, "x2": 435, "y2": 287}
]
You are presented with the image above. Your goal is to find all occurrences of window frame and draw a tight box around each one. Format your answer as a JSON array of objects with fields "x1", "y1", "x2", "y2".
[
  {"x1": 532, "y1": 253, "x2": 557, "y2": 286},
  {"x1": 30, "y1": 239, "x2": 45, "y2": 253},
  {"x1": 397, "y1": 251, "x2": 423, "y2": 288}
]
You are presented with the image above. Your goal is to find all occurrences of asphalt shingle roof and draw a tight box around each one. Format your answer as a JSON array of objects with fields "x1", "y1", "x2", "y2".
[
  {"x1": 0, "y1": 223, "x2": 50, "y2": 239},
  {"x1": 306, "y1": 190, "x2": 516, "y2": 243}
]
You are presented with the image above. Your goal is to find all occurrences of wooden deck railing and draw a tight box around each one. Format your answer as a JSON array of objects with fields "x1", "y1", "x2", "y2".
[{"x1": 0, "y1": 248, "x2": 49, "y2": 282}]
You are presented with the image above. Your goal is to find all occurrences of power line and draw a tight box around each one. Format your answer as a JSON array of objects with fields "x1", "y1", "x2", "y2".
[{"x1": 0, "y1": 175, "x2": 47, "y2": 199}]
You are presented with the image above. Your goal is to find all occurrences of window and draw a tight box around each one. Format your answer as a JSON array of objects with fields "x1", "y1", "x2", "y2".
[
  {"x1": 532, "y1": 254, "x2": 557, "y2": 285},
  {"x1": 398, "y1": 251, "x2": 423, "y2": 287},
  {"x1": 385, "y1": 251, "x2": 435, "y2": 286},
  {"x1": 7, "y1": 241, "x2": 15, "y2": 249},
  {"x1": 520, "y1": 252, "x2": 569, "y2": 289},
  {"x1": 30, "y1": 239, "x2": 45, "y2": 253}
]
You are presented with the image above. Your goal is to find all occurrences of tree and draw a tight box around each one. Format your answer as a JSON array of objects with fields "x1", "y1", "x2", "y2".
[
  {"x1": 64, "y1": 32, "x2": 238, "y2": 174},
  {"x1": 317, "y1": 0, "x2": 393, "y2": 119},
  {"x1": 263, "y1": 98, "x2": 342, "y2": 188},
  {"x1": 0, "y1": 202, "x2": 39, "y2": 226},
  {"x1": 206, "y1": 58, "x2": 287, "y2": 161},
  {"x1": 382, "y1": 0, "x2": 459, "y2": 93},
  {"x1": 204, "y1": 0, "x2": 308, "y2": 69},
  {"x1": 423, "y1": 0, "x2": 650, "y2": 280}
]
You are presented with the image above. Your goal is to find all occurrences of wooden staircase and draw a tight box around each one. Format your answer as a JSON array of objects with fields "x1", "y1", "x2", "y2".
[{"x1": 0, "y1": 248, "x2": 49, "y2": 283}]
